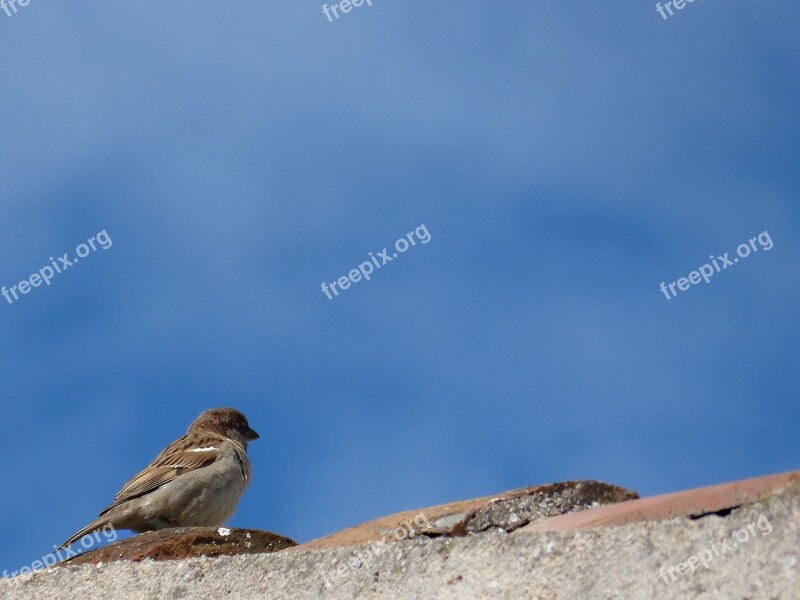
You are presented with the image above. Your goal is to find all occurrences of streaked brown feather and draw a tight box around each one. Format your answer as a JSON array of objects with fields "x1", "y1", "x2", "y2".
[{"x1": 99, "y1": 433, "x2": 225, "y2": 515}]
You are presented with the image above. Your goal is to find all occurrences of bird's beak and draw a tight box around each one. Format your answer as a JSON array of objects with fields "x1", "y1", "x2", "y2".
[{"x1": 246, "y1": 427, "x2": 260, "y2": 441}]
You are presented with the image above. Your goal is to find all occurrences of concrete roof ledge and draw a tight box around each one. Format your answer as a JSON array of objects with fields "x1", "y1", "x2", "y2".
[{"x1": 3, "y1": 471, "x2": 798, "y2": 599}]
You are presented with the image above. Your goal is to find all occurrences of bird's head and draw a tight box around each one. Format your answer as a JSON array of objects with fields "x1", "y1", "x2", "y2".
[{"x1": 189, "y1": 407, "x2": 260, "y2": 446}]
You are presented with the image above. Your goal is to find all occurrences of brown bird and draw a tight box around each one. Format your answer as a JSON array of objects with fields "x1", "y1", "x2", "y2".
[{"x1": 60, "y1": 408, "x2": 259, "y2": 549}]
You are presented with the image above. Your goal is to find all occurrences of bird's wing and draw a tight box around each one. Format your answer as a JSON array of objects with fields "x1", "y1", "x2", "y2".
[{"x1": 99, "y1": 433, "x2": 226, "y2": 515}]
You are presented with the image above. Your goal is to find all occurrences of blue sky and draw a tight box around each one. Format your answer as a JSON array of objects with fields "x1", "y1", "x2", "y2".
[{"x1": 1, "y1": 0, "x2": 798, "y2": 574}]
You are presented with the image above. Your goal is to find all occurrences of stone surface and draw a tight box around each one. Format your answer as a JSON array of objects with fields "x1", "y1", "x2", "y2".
[
  {"x1": 462, "y1": 480, "x2": 637, "y2": 534},
  {"x1": 297, "y1": 480, "x2": 638, "y2": 550},
  {"x1": 58, "y1": 527, "x2": 296, "y2": 567},
  {"x1": 2, "y1": 474, "x2": 797, "y2": 599},
  {"x1": 524, "y1": 470, "x2": 800, "y2": 533}
]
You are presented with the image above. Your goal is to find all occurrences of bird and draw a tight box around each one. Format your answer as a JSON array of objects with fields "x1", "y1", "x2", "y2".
[{"x1": 59, "y1": 407, "x2": 260, "y2": 550}]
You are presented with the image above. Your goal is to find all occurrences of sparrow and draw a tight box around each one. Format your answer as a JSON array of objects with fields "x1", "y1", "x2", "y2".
[{"x1": 60, "y1": 407, "x2": 259, "y2": 549}]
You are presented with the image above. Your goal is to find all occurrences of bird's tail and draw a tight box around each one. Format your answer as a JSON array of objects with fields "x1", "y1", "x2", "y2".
[{"x1": 59, "y1": 517, "x2": 111, "y2": 550}]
